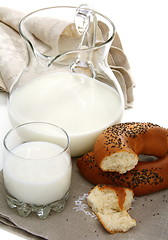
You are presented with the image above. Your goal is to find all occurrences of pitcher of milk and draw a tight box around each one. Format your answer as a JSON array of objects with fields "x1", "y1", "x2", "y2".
[{"x1": 8, "y1": 5, "x2": 124, "y2": 156}]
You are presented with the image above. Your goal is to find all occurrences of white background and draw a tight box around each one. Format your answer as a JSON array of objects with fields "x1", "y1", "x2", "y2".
[{"x1": 0, "y1": 0, "x2": 168, "y2": 239}]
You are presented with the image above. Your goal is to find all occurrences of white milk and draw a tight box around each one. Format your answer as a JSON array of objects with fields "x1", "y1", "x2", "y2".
[
  {"x1": 8, "y1": 72, "x2": 123, "y2": 156},
  {"x1": 3, "y1": 141, "x2": 71, "y2": 205}
]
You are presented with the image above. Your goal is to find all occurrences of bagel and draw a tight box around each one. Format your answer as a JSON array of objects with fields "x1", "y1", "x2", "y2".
[
  {"x1": 94, "y1": 122, "x2": 168, "y2": 174},
  {"x1": 77, "y1": 151, "x2": 168, "y2": 195}
]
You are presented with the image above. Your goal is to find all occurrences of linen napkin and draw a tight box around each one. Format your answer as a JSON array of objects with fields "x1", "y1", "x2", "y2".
[
  {"x1": 0, "y1": 159, "x2": 168, "y2": 240},
  {"x1": 0, "y1": 7, "x2": 134, "y2": 108}
]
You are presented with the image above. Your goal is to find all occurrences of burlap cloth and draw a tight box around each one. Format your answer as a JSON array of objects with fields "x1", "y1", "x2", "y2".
[
  {"x1": 0, "y1": 7, "x2": 134, "y2": 108},
  {"x1": 0, "y1": 159, "x2": 168, "y2": 240}
]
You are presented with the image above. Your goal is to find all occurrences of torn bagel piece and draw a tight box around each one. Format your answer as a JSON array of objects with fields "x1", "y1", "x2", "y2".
[{"x1": 87, "y1": 185, "x2": 136, "y2": 233}]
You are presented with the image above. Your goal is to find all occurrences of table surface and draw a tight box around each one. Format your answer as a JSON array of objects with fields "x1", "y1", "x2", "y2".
[{"x1": 0, "y1": 0, "x2": 168, "y2": 239}]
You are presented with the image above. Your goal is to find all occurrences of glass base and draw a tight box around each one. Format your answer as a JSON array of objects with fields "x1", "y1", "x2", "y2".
[{"x1": 6, "y1": 191, "x2": 69, "y2": 219}]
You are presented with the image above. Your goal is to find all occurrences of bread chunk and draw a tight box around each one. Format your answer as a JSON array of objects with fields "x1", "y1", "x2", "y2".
[
  {"x1": 87, "y1": 185, "x2": 136, "y2": 233},
  {"x1": 101, "y1": 151, "x2": 138, "y2": 174}
]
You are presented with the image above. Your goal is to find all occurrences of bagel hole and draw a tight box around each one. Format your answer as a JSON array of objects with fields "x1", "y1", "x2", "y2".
[{"x1": 139, "y1": 155, "x2": 158, "y2": 162}]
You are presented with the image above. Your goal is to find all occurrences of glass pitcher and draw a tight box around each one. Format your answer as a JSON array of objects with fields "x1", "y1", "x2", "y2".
[{"x1": 8, "y1": 5, "x2": 124, "y2": 157}]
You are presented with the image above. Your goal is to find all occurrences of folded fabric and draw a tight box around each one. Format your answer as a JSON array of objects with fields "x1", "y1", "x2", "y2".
[
  {"x1": 0, "y1": 7, "x2": 134, "y2": 108},
  {"x1": 0, "y1": 159, "x2": 168, "y2": 240}
]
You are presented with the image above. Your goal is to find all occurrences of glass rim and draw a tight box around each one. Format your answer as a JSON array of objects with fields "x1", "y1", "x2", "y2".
[
  {"x1": 19, "y1": 5, "x2": 116, "y2": 53},
  {"x1": 3, "y1": 121, "x2": 70, "y2": 161}
]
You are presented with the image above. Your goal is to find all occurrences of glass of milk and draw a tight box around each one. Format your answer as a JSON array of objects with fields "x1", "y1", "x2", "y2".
[{"x1": 3, "y1": 122, "x2": 71, "y2": 219}]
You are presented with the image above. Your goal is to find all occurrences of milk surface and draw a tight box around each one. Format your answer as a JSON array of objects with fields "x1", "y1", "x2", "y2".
[
  {"x1": 3, "y1": 141, "x2": 71, "y2": 205},
  {"x1": 8, "y1": 72, "x2": 123, "y2": 156}
]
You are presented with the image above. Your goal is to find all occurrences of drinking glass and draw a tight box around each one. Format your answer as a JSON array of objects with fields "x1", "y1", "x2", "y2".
[{"x1": 3, "y1": 122, "x2": 71, "y2": 219}]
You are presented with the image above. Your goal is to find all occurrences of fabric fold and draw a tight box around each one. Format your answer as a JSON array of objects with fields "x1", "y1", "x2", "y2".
[{"x1": 0, "y1": 7, "x2": 134, "y2": 107}]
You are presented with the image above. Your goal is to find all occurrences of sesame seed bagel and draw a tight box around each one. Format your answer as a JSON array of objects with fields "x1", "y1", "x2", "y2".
[
  {"x1": 94, "y1": 122, "x2": 168, "y2": 174},
  {"x1": 77, "y1": 151, "x2": 168, "y2": 196}
]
